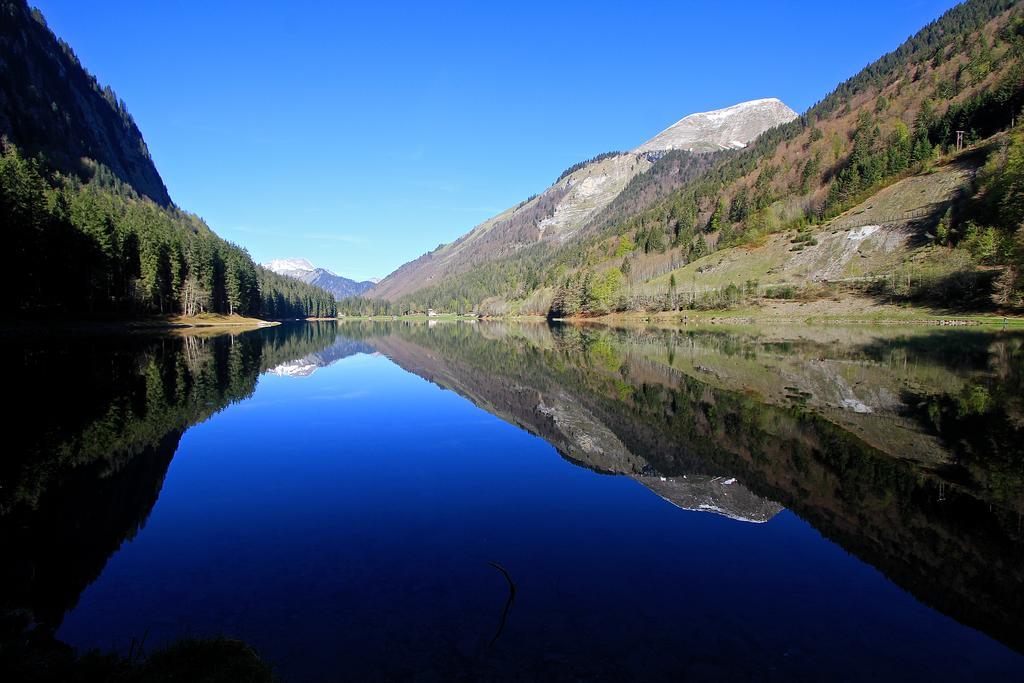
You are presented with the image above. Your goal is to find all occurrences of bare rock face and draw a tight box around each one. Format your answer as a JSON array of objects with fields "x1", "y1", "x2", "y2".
[
  {"x1": 635, "y1": 98, "x2": 798, "y2": 153},
  {"x1": 532, "y1": 392, "x2": 781, "y2": 523},
  {"x1": 536, "y1": 391, "x2": 649, "y2": 474},
  {"x1": 371, "y1": 98, "x2": 797, "y2": 301},
  {"x1": 635, "y1": 474, "x2": 784, "y2": 523}
]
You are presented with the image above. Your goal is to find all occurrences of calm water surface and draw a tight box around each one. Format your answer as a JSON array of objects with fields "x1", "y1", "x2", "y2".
[{"x1": 4, "y1": 321, "x2": 1024, "y2": 681}]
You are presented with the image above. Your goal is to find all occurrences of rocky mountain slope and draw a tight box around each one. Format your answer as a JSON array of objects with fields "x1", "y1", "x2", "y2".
[
  {"x1": 354, "y1": 0, "x2": 1024, "y2": 318},
  {"x1": 635, "y1": 98, "x2": 798, "y2": 153},
  {"x1": 370, "y1": 99, "x2": 797, "y2": 301},
  {"x1": 263, "y1": 258, "x2": 376, "y2": 299},
  {"x1": 0, "y1": 0, "x2": 170, "y2": 205}
]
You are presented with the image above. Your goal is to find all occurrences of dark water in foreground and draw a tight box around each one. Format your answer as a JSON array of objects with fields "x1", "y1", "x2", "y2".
[{"x1": 3, "y1": 320, "x2": 1024, "y2": 681}]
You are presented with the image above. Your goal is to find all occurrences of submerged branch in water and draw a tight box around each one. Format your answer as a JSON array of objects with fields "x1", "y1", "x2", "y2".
[{"x1": 488, "y1": 561, "x2": 517, "y2": 648}]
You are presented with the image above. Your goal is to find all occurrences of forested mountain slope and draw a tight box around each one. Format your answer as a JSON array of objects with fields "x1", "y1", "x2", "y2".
[
  {"x1": 353, "y1": 0, "x2": 1024, "y2": 317},
  {"x1": 0, "y1": 0, "x2": 335, "y2": 319}
]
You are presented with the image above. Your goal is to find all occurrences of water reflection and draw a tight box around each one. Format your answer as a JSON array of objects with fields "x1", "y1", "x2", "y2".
[
  {"x1": 338, "y1": 320, "x2": 1024, "y2": 654},
  {"x1": 2, "y1": 319, "x2": 1023, "y2": 676},
  {"x1": 1, "y1": 323, "x2": 342, "y2": 640}
]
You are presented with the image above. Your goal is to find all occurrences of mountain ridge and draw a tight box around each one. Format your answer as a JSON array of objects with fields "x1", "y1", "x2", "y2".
[
  {"x1": 262, "y1": 257, "x2": 376, "y2": 300},
  {"x1": 635, "y1": 98, "x2": 798, "y2": 153},
  {"x1": 370, "y1": 98, "x2": 797, "y2": 301},
  {"x1": 350, "y1": 0, "x2": 1024, "y2": 317},
  {"x1": 0, "y1": 1, "x2": 171, "y2": 205}
]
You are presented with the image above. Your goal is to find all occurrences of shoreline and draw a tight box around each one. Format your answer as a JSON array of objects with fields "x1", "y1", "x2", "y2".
[
  {"x1": 580, "y1": 309, "x2": 1024, "y2": 328},
  {"x1": 6, "y1": 306, "x2": 1022, "y2": 334},
  {"x1": 0, "y1": 314, "x2": 281, "y2": 336},
  {"x1": 338, "y1": 307, "x2": 1024, "y2": 328}
]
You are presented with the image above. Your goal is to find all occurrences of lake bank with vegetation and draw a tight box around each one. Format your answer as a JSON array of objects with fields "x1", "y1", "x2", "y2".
[
  {"x1": 338, "y1": 298, "x2": 1024, "y2": 327},
  {"x1": 580, "y1": 297, "x2": 1024, "y2": 327},
  {"x1": 0, "y1": 313, "x2": 281, "y2": 337}
]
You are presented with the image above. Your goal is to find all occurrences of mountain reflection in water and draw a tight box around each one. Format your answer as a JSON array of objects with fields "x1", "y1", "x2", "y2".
[{"x1": 3, "y1": 320, "x2": 1022, "y2": 680}]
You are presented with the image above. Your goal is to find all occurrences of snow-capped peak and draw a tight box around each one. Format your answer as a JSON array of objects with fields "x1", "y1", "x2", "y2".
[
  {"x1": 262, "y1": 257, "x2": 315, "y2": 276},
  {"x1": 634, "y1": 98, "x2": 798, "y2": 153},
  {"x1": 261, "y1": 257, "x2": 378, "y2": 299}
]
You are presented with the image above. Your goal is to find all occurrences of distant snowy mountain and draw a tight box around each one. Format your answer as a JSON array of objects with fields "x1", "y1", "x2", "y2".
[
  {"x1": 634, "y1": 98, "x2": 798, "y2": 153},
  {"x1": 268, "y1": 339, "x2": 375, "y2": 377},
  {"x1": 263, "y1": 258, "x2": 318, "y2": 279},
  {"x1": 261, "y1": 258, "x2": 376, "y2": 299}
]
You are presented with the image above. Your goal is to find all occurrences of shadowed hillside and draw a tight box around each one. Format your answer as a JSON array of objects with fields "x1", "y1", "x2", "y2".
[{"x1": 0, "y1": 1, "x2": 170, "y2": 205}]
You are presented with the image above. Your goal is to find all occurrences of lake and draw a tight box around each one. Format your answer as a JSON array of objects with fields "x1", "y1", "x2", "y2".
[{"x1": 4, "y1": 320, "x2": 1023, "y2": 681}]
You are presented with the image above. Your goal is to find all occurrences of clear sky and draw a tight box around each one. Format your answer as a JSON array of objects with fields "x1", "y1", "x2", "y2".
[{"x1": 33, "y1": 0, "x2": 960, "y2": 281}]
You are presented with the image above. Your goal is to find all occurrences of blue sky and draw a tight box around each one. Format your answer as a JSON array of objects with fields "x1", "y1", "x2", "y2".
[{"x1": 34, "y1": 0, "x2": 959, "y2": 280}]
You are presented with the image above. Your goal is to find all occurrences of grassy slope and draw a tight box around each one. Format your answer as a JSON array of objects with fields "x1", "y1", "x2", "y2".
[{"x1": 640, "y1": 157, "x2": 978, "y2": 293}]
